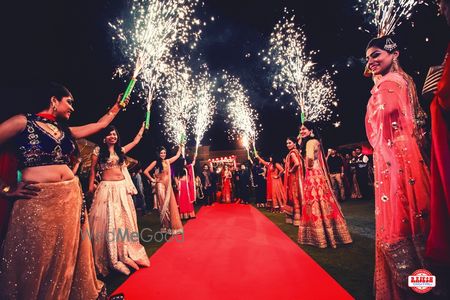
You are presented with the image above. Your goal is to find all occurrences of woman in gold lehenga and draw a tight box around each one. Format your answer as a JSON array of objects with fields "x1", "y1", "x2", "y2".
[
  {"x1": 144, "y1": 145, "x2": 183, "y2": 235},
  {"x1": 0, "y1": 82, "x2": 127, "y2": 299}
]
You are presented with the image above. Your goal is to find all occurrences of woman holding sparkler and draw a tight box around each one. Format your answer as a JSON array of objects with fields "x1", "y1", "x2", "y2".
[
  {"x1": 144, "y1": 145, "x2": 183, "y2": 235},
  {"x1": 0, "y1": 82, "x2": 128, "y2": 299},
  {"x1": 88, "y1": 124, "x2": 150, "y2": 276},
  {"x1": 297, "y1": 122, "x2": 352, "y2": 248},
  {"x1": 284, "y1": 136, "x2": 302, "y2": 226},
  {"x1": 177, "y1": 155, "x2": 197, "y2": 220},
  {"x1": 256, "y1": 153, "x2": 286, "y2": 212},
  {"x1": 365, "y1": 36, "x2": 431, "y2": 299}
]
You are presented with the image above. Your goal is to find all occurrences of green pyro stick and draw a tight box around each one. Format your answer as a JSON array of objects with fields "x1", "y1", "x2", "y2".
[
  {"x1": 145, "y1": 110, "x2": 151, "y2": 130},
  {"x1": 17, "y1": 170, "x2": 22, "y2": 183},
  {"x1": 120, "y1": 78, "x2": 137, "y2": 107},
  {"x1": 300, "y1": 111, "x2": 306, "y2": 124}
]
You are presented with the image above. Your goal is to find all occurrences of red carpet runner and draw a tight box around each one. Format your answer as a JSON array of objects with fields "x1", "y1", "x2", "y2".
[{"x1": 111, "y1": 204, "x2": 353, "y2": 300}]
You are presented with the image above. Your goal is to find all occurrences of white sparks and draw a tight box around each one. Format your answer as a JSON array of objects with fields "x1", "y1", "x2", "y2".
[
  {"x1": 356, "y1": 0, "x2": 425, "y2": 36},
  {"x1": 222, "y1": 73, "x2": 259, "y2": 151},
  {"x1": 192, "y1": 65, "x2": 217, "y2": 153},
  {"x1": 263, "y1": 9, "x2": 339, "y2": 122},
  {"x1": 110, "y1": 0, "x2": 202, "y2": 116}
]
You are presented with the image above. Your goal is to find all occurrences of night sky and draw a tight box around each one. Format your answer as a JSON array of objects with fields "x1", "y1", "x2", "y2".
[{"x1": 0, "y1": 0, "x2": 448, "y2": 166}]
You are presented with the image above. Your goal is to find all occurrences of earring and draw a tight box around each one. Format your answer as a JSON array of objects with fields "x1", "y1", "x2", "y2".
[
  {"x1": 103, "y1": 139, "x2": 106, "y2": 144},
  {"x1": 52, "y1": 105, "x2": 57, "y2": 111},
  {"x1": 310, "y1": 132, "x2": 315, "y2": 137}
]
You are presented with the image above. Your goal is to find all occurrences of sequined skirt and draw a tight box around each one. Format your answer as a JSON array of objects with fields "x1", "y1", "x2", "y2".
[
  {"x1": 89, "y1": 179, "x2": 150, "y2": 276},
  {"x1": 0, "y1": 177, "x2": 104, "y2": 300}
]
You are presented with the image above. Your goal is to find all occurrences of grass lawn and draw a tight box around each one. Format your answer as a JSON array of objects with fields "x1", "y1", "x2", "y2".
[{"x1": 103, "y1": 200, "x2": 375, "y2": 299}]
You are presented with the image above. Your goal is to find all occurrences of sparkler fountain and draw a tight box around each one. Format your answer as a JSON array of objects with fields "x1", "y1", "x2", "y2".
[
  {"x1": 110, "y1": 0, "x2": 202, "y2": 129},
  {"x1": 262, "y1": 9, "x2": 339, "y2": 124}
]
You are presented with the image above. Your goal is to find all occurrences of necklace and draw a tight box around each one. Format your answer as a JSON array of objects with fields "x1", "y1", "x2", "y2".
[{"x1": 45, "y1": 123, "x2": 60, "y2": 136}]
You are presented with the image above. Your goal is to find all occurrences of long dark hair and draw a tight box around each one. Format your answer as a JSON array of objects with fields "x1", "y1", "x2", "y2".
[
  {"x1": 98, "y1": 125, "x2": 125, "y2": 165},
  {"x1": 155, "y1": 146, "x2": 166, "y2": 173},
  {"x1": 32, "y1": 81, "x2": 73, "y2": 113},
  {"x1": 286, "y1": 136, "x2": 298, "y2": 151},
  {"x1": 32, "y1": 81, "x2": 79, "y2": 157}
]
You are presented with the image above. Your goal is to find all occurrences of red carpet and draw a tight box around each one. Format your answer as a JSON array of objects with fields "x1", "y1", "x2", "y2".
[{"x1": 111, "y1": 204, "x2": 353, "y2": 300}]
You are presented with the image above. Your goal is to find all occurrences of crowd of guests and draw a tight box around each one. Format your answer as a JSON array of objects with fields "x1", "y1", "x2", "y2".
[{"x1": 325, "y1": 146, "x2": 372, "y2": 202}]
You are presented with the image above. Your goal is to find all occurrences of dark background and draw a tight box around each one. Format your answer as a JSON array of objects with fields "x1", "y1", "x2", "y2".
[{"x1": 0, "y1": 0, "x2": 448, "y2": 166}]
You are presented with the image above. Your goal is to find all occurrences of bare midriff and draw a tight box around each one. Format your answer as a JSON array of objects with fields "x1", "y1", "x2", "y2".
[
  {"x1": 21, "y1": 165, "x2": 75, "y2": 183},
  {"x1": 100, "y1": 167, "x2": 125, "y2": 181}
]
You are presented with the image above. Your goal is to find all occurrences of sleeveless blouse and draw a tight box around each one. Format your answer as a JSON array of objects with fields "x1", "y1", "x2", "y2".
[{"x1": 15, "y1": 114, "x2": 75, "y2": 170}]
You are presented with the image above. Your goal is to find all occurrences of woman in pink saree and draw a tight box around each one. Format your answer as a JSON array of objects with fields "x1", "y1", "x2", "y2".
[{"x1": 365, "y1": 36, "x2": 431, "y2": 299}]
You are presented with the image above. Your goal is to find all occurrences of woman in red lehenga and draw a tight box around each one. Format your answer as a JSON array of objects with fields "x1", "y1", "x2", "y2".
[
  {"x1": 0, "y1": 151, "x2": 16, "y2": 245},
  {"x1": 221, "y1": 165, "x2": 233, "y2": 203},
  {"x1": 177, "y1": 156, "x2": 197, "y2": 219},
  {"x1": 283, "y1": 137, "x2": 302, "y2": 225},
  {"x1": 365, "y1": 36, "x2": 431, "y2": 299},
  {"x1": 297, "y1": 122, "x2": 352, "y2": 248},
  {"x1": 255, "y1": 153, "x2": 286, "y2": 212},
  {"x1": 427, "y1": 0, "x2": 450, "y2": 266},
  {"x1": 263, "y1": 157, "x2": 273, "y2": 208}
]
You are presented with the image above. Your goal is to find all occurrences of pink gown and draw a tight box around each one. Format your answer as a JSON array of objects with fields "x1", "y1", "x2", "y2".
[{"x1": 365, "y1": 72, "x2": 430, "y2": 299}]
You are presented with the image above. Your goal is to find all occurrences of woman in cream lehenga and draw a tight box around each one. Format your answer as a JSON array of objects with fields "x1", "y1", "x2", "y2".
[
  {"x1": 88, "y1": 123, "x2": 150, "y2": 276},
  {"x1": 0, "y1": 82, "x2": 128, "y2": 299},
  {"x1": 144, "y1": 145, "x2": 183, "y2": 235}
]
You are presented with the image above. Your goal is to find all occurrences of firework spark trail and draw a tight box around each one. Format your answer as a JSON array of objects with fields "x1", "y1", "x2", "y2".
[
  {"x1": 110, "y1": 0, "x2": 201, "y2": 124},
  {"x1": 222, "y1": 73, "x2": 259, "y2": 155},
  {"x1": 192, "y1": 66, "x2": 216, "y2": 155},
  {"x1": 262, "y1": 9, "x2": 338, "y2": 123},
  {"x1": 163, "y1": 59, "x2": 197, "y2": 145},
  {"x1": 356, "y1": 0, "x2": 425, "y2": 36}
]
